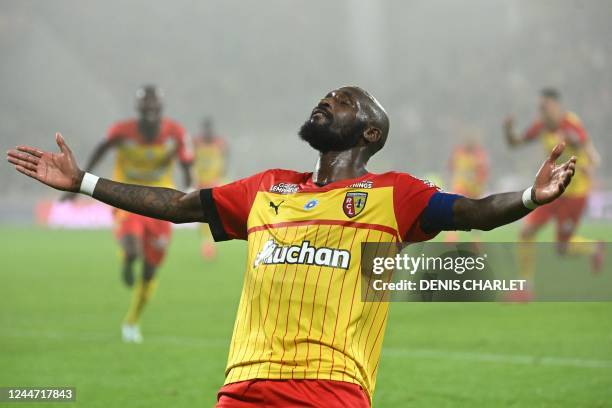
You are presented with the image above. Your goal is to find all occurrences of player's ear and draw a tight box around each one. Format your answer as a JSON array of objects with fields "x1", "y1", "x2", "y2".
[{"x1": 363, "y1": 126, "x2": 382, "y2": 145}]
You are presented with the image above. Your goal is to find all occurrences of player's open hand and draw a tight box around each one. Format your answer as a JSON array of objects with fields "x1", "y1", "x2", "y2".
[
  {"x1": 532, "y1": 143, "x2": 576, "y2": 205},
  {"x1": 7, "y1": 133, "x2": 84, "y2": 192}
]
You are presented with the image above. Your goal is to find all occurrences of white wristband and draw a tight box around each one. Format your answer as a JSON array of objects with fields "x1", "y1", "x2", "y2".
[
  {"x1": 79, "y1": 172, "x2": 99, "y2": 196},
  {"x1": 521, "y1": 186, "x2": 539, "y2": 210}
]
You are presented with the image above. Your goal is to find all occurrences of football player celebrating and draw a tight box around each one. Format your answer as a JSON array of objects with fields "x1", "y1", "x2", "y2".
[
  {"x1": 8, "y1": 86, "x2": 575, "y2": 406},
  {"x1": 62, "y1": 85, "x2": 193, "y2": 342}
]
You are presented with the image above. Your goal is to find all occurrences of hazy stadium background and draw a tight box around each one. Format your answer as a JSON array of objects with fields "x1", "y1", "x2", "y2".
[
  {"x1": 1, "y1": 1, "x2": 611, "y2": 407},
  {"x1": 2, "y1": 0, "x2": 612, "y2": 221}
]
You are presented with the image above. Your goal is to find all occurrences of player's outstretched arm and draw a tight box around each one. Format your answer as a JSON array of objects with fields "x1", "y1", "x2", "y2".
[
  {"x1": 452, "y1": 143, "x2": 576, "y2": 231},
  {"x1": 7, "y1": 133, "x2": 206, "y2": 224}
]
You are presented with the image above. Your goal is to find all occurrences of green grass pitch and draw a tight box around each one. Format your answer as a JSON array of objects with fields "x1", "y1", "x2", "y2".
[{"x1": 1, "y1": 223, "x2": 611, "y2": 407}]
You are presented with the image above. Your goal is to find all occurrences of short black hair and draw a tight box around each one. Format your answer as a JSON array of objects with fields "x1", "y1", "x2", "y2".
[{"x1": 541, "y1": 87, "x2": 561, "y2": 100}]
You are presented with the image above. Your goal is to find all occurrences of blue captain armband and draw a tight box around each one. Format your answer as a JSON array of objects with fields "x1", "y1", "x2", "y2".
[{"x1": 420, "y1": 192, "x2": 465, "y2": 233}]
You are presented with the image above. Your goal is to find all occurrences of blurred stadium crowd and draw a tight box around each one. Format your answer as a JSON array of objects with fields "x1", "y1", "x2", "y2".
[{"x1": 1, "y1": 0, "x2": 610, "y2": 221}]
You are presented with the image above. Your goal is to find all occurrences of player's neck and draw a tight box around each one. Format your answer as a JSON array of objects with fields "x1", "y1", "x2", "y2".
[
  {"x1": 138, "y1": 120, "x2": 160, "y2": 140},
  {"x1": 312, "y1": 148, "x2": 369, "y2": 186}
]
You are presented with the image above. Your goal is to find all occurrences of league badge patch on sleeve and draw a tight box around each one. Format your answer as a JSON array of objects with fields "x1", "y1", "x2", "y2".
[{"x1": 343, "y1": 192, "x2": 368, "y2": 218}]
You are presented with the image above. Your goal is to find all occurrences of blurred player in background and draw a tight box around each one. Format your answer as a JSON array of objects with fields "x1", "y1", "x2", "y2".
[
  {"x1": 504, "y1": 88, "x2": 603, "y2": 299},
  {"x1": 193, "y1": 117, "x2": 227, "y2": 259},
  {"x1": 446, "y1": 128, "x2": 489, "y2": 242},
  {"x1": 64, "y1": 85, "x2": 193, "y2": 342}
]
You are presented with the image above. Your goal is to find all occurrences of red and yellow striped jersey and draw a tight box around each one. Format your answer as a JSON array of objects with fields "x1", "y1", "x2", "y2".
[
  {"x1": 449, "y1": 145, "x2": 489, "y2": 198},
  {"x1": 524, "y1": 112, "x2": 591, "y2": 197},
  {"x1": 200, "y1": 170, "x2": 439, "y2": 399},
  {"x1": 194, "y1": 136, "x2": 226, "y2": 188},
  {"x1": 107, "y1": 118, "x2": 193, "y2": 188}
]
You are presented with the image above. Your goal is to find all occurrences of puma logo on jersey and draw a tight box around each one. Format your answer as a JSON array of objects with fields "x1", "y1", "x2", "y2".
[
  {"x1": 269, "y1": 200, "x2": 284, "y2": 215},
  {"x1": 253, "y1": 239, "x2": 350, "y2": 269}
]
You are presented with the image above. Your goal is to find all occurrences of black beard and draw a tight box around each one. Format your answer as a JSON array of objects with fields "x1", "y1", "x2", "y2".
[{"x1": 298, "y1": 118, "x2": 364, "y2": 153}]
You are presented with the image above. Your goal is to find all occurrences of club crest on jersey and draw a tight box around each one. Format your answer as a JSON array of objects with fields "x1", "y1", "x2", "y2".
[{"x1": 343, "y1": 192, "x2": 368, "y2": 218}]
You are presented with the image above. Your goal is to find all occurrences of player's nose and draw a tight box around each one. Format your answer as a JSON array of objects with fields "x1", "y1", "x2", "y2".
[{"x1": 317, "y1": 100, "x2": 333, "y2": 112}]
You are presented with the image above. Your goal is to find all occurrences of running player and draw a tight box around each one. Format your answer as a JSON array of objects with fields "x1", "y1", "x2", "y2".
[
  {"x1": 504, "y1": 88, "x2": 603, "y2": 299},
  {"x1": 446, "y1": 131, "x2": 489, "y2": 242},
  {"x1": 193, "y1": 117, "x2": 227, "y2": 259},
  {"x1": 63, "y1": 85, "x2": 193, "y2": 342},
  {"x1": 8, "y1": 86, "x2": 576, "y2": 406}
]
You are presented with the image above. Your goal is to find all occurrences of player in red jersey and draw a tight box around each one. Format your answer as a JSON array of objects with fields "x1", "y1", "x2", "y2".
[
  {"x1": 9, "y1": 86, "x2": 576, "y2": 406},
  {"x1": 449, "y1": 137, "x2": 489, "y2": 198},
  {"x1": 193, "y1": 117, "x2": 228, "y2": 259},
  {"x1": 446, "y1": 130, "x2": 489, "y2": 242},
  {"x1": 505, "y1": 88, "x2": 603, "y2": 300},
  {"x1": 63, "y1": 85, "x2": 193, "y2": 342}
]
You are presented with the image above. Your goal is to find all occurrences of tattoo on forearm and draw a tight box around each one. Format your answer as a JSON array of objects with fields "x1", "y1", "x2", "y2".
[{"x1": 92, "y1": 179, "x2": 202, "y2": 223}]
